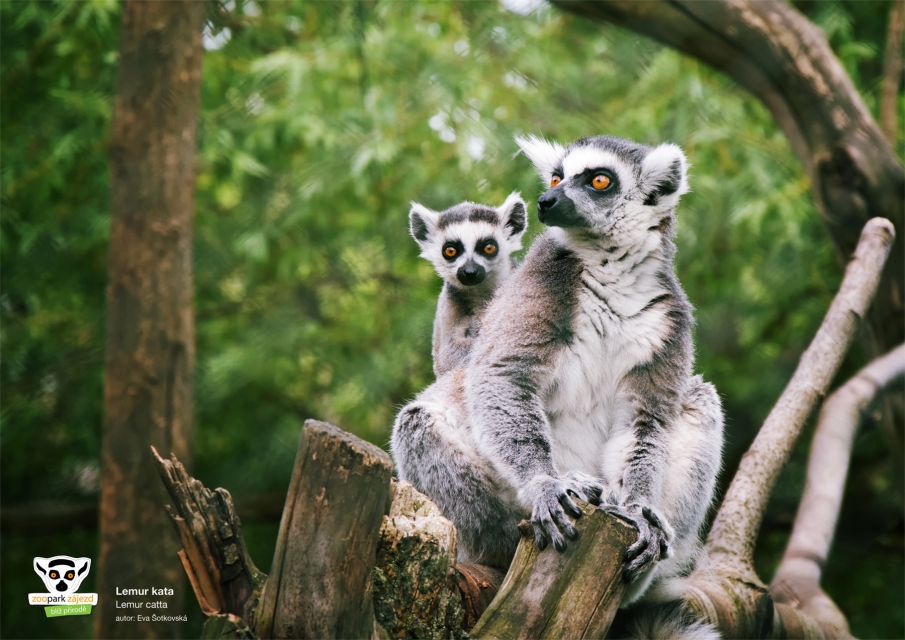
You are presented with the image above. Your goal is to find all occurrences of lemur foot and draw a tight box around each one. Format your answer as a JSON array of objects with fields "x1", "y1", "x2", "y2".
[
  {"x1": 561, "y1": 470, "x2": 606, "y2": 506},
  {"x1": 599, "y1": 503, "x2": 674, "y2": 583},
  {"x1": 526, "y1": 475, "x2": 582, "y2": 552}
]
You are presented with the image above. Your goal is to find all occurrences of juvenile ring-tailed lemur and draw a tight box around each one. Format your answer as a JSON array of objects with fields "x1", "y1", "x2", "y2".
[
  {"x1": 409, "y1": 193, "x2": 528, "y2": 376},
  {"x1": 392, "y1": 136, "x2": 723, "y2": 626},
  {"x1": 393, "y1": 194, "x2": 528, "y2": 570}
]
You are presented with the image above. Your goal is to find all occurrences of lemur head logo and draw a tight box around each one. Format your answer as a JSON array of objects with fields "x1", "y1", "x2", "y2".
[{"x1": 33, "y1": 556, "x2": 91, "y2": 594}]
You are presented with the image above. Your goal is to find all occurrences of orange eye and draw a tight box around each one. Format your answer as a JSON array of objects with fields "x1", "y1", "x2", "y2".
[
  {"x1": 66, "y1": 572, "x2": 74, "y2": 580},
  {"x1": 483, "y1": 243, "x2": 497, "y2": 255},
  {"x1": 444, "y1": 246, "x2": 457, "y2": 258},
  {"x1": 550, "y1": 176, "x2": 561, "y2": 188},
  {"x1": 591, "y1": 174, "x2": 611, "y2": 190},
  {"x1": 50, "y1": 572, "x2": 58, "y2": 579}
]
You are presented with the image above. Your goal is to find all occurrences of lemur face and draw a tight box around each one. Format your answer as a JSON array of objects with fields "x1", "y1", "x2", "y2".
[
  {"x1": 409, "y1": 192, "x2": 527, "y2": 288},
  {"x1": 34, "y1": 556, "x2": 91, "y2": 594},
  {"x1": 515, "y1": 135, "x2": 689, "y2": 238}
]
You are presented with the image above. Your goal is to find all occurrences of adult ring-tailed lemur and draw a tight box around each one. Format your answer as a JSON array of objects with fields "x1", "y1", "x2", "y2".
[{"x1": 392, "y1": 135, "x2": 724, "y2": 637}]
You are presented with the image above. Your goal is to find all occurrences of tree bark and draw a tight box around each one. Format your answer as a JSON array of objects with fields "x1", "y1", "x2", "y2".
[
  {"x1": 552, "y1": 0, "x2": 904, "y2": 357},
  {"x1": 253, "y1": 420, "x2": 395, "y2": 640},
  {"x1": 97, "y1": 2, "x2": 205, "y2": 638},
  {"x1": 152, "y1": 447, "x2": 266, "y2": 624},
  {"x1": 470, "y1": 504, "x2": 635, "y2": 640},
  {"x1": 373, "y1": 479, "x2": 466, "y2": 639},
  {"x1": 881, "y1": 0, "x2": 904, "y2": 145}
]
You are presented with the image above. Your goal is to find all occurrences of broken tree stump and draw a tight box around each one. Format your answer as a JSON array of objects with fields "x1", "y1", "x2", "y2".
[
  {"x1": 470, "y1": 502, "x2": 636, "y2": 640},
  {"x1": 373, "y1": 479, "x2": 505, "y2": 638},
  {"x1": 373, "y1": 479, "x2": 466, "y2": 639},
  {"x1": 152, "y1": 447, "x2": 266, "y2": 626},
  {"x1": 254, "y1": 420, "x2": 395, "y2": 640}
]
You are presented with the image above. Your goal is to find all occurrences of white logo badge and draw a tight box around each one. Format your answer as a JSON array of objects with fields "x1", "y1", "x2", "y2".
[
  {"x1": 33, "y1": 556, "x2": 91, "y2": 594},
  {"x1": 29, "y1": 556, "x2": 98, "y2": 609}
]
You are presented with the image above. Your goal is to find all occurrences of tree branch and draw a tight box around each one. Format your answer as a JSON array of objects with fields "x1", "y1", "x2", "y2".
[
  {"x1": 770, "y1": 343, "x2": 905, "y2": 633},
  {"x1": 664, "y1": 219, "x2": 896, "y2": 638},
  {"x1": 703, "y1": 217, "x2": 895, "y2": 575}
]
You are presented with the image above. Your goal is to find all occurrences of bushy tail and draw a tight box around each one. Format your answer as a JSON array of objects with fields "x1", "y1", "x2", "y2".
[{"x1": 609, "y1": 602, "x2": 721, "y2": 640}]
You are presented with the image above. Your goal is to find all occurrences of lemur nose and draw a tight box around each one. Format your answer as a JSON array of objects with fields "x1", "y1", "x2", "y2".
[
  {"x1": 457, "y1": 262, "x2": 487, "y2": 286},
  {"x1": 537, "y1": 191, "x2": 558, "y2": 211}
]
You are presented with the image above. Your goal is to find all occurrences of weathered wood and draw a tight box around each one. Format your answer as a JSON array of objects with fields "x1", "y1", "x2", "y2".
[
  {"x1": 373, "y1": 479, "x2": 466, "y2": 639},
  {"x1": 254, "y1": 420, "x2": 395, "y2": 640},
  {"x1": 202, "y1": 613, "x2": 258, "y2": 639},
  {"x1": 470, "y1": 502, "x2": 635, "y2": 640},
  {"x1": 456, "y1": 563, "x2": 504, "y2": 632},
  {"x1": 152, "y1": 447, "x2": 266, "y2": 624}
]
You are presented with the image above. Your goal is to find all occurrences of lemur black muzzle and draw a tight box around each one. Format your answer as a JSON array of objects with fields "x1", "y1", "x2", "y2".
[
  {"x1": 537, "y1": 186, "x2": 589, "y2": 229},
  {"x1": 457, "y1": 261, "x2": 486, "y2": 286}
]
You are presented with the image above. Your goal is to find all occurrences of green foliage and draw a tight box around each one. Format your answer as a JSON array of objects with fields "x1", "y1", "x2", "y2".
[{"x1": 2, "y1": 1, "x2": 901, "y2": 638}]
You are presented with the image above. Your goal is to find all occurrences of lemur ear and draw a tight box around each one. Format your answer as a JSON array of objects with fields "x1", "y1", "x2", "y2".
[
  {"x1": 640, "y1": 143, "x2": 690, "y2": 207},
  {"x1": 78, "y1": 559, "x2": 90, "y2": 577},
  {"x1": 34, "y1": 558, "x2": 48, "y2": 575},
  {"x1": 408, "y1": 202, "x2": 438, "y2": 246},
  {"x1": 498, "y1": 191, "x2": 528, "y2": 239},
  {"x1": 514, "y1": 134, "x2": 565, "y2": 182}
]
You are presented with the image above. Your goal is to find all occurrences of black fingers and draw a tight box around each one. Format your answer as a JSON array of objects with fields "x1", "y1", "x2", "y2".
[{"x1": 558, "y1": 492, "x2": 582, "y2": 519}]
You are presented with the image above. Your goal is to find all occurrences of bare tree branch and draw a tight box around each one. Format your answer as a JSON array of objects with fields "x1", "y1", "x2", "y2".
[
  {"x1": 553, "y1": 0, "x2": 904, "y2": 357},
  {"x1": 770, "y1": 343, "x2": 905, "y2": 631},
  {"x1": 666, "y1": 218, "x2": 895, "y2": 638},
  {"x1": 881, "y1": 0, "x2": 904, "y2": 146},
  {"x1": 704, "y1": 218, "x2": 895, "y2": 575}
]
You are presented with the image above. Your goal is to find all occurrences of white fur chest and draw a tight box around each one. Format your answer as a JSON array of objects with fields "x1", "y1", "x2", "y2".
[{"x1": 542, "y1": 253, "x2": 671, "y2": 477}]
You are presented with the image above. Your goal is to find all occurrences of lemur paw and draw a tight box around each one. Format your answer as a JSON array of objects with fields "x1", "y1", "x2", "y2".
[
  {"x1": 599, "y1": 503, "x2": 673, "y2": 583},
  {"x1": 526, "y1": 475, "x2": 582, "y2": 552},
  {"x1": 560, "y1": 471, "x2": 606, "y2": 506}
]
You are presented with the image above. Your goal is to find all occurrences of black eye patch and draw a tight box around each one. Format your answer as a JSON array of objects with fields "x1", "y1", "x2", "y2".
[
  {"x1": 476, "y1": 238, "x2": 499, "y2": 257},
  {"x1": 576, "y1": 167, "x2": 618, "y2": 194},
  {"x1": 442, "y1": 240, "x2": 464, "y2": 261}
]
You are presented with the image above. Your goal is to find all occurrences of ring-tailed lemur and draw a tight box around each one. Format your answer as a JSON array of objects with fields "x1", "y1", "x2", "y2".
[
  {"x1": 409, "y1": 193, "x2": 528, "y2": 376},
  {"x1": 393, "y1": 194, "x2": 528, "y2": 570},
  {"x1": 393, "y1": 136, "x2": 723, "y2": 631}
]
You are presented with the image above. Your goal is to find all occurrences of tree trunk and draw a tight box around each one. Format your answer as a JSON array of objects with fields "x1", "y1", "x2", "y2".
[
  {"x1": 553, "y1": 0, "x2": 904, "y2": 357},
  {"x1": 254, "y1": 420, "x2": 395, "y2": 640},
  {"x1": 470, "y1": 504, "x2": 635, "y2": 640},
  {"x1": 97, "y1": 2, "x2": 205, "y2": 637}
]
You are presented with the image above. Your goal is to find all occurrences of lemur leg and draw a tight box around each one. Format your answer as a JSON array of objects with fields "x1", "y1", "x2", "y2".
[
  {"x1": 621, "y1": 375, "x2": 724, "y2": 605},
  {"x1": 391, "y1": 392, "x2": 524, "y2": 570}
]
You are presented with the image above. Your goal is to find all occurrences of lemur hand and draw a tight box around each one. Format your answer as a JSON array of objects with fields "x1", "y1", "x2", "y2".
[
  {"x1": 560, "y1": 470, "x2": 606, "y2": 506},
  {"x1": 526, "y1": 475, "x2": 582, "y2": 552},
  {"x1": 599, "y1": 503, "x2": 674, "y2": 583}
]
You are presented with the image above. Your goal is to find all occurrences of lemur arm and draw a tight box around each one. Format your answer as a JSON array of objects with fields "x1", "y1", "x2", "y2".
[
  {"x1": 465, "y1": 236, "x2": 600, "y2": 551},
  {"x1": 607, "y1": 304, "x2": 693, "y2": 581}
]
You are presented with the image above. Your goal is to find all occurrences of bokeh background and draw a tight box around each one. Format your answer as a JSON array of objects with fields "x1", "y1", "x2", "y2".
[{"x1": 2, "y1": 0, "x2": 902, "y2": 638}]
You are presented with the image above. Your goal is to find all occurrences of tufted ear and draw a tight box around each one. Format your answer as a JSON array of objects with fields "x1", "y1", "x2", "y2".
[
  {"x1": 408, "y1": 202, "x2": 439, "y2": 247},
  {"x1": 77, "y1": 559, "x2": 91, "y2": 577},
  {"x1": 514, "y1": 134, "x2": 565, "y2": 182},
  {"x1": 34, "y1": 558, "x2": 48, "y2": 576},
  {"x1": 498, "y1": 191, "x2": 528, "y2": 239},
  {"x1": 640, "y1": 143, "x2": 690, "y2": 207}
]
